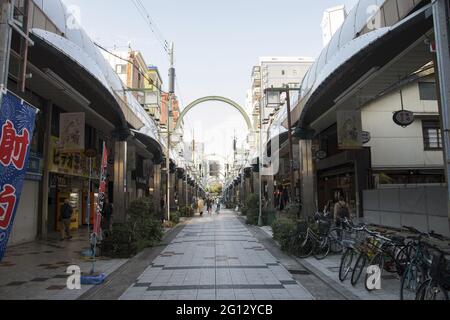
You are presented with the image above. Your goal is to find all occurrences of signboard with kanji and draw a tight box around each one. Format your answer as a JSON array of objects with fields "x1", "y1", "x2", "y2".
[{"x1": 0, "y1": 92, "x2": 37, "y2": 261}]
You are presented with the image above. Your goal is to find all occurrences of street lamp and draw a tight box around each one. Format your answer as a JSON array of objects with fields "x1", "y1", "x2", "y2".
[{"x1": 264, "y1": 86, "x2": 298, "y2": 207}]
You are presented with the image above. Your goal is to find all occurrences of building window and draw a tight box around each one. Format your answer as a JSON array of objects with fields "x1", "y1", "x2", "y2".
[
  {"x1": 281, "y1": 70, "x2": 286, "y2": 76},
  {"x1": 419, "y1": 82, "x2": 438, "y2": 101},
  {"x1": 116, "y1": 64, "x2": 127, "y2": 74},
  {"x1": 423, "y1": 120, "x2": 443, "y2": 150}
]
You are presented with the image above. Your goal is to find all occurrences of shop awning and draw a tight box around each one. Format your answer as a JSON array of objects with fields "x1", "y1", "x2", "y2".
[{"x1": 132, "y1": 130, "x2": 164, "y2": 164}]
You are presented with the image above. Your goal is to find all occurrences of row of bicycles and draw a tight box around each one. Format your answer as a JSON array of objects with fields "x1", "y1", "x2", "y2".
[{"x1": 288, "y1": 215, "x2": 450, "y2": 300}]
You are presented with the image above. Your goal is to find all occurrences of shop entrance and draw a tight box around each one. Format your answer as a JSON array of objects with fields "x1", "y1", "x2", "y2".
[{"x1": 318, "y1": 165, "x2": 356, "y2": 216}]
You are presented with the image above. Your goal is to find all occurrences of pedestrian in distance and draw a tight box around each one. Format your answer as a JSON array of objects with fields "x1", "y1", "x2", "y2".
[
  {"x1": 198, "y1": 198, "x2": 205, "y2": 216},
  {"x1": 101, "y1": 196, "x2": 114, "y2": 236},
  {"x1": 60, "y1": 199, "x2": 73, "y2": 241},
  {"x1": 216, "y1": 198, "x2": 221, "y2": 214},
  {"x1": 160, "y1": 196, "x2": 166, "y2": 222},
  {"x1": 334, "y1": 195, "x2": 351, "y2": 228}
]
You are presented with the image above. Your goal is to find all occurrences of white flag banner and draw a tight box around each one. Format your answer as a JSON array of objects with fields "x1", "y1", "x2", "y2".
[
  {"x1": 337, "y1": 110, "x2": 363, "y2": 149},
  {"x1": 59, "y1": 112, "x2": 85, "y2": 151}
]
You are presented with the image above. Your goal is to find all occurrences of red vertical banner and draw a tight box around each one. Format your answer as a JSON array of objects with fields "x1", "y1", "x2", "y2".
[{"x1": 93, "y1": 142, "x2": 108, "y2": 236}]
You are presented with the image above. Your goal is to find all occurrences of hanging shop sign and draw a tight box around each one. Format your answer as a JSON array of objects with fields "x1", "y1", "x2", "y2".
[
  {"x1": 393, "y1": 110, "x2": 415, "y2": 128},
  {"x1": 337, "y1": 111, "x2": 363, "y2": 149},
  {"x1": 0, "y1": 92, "x2": 37, "y2": 262},
  {"x1": 315, "y1": 150, "x2": 327, "y2": 160},
  {"x1": 49, "y1": 136, "x2": 99, "y2": 178},
  {"x1": 362, "y1": 131, "x2": 372, "y2": 144},
  {"x1": 59, "y1": 112, "x2": 85, "y2": 152}
]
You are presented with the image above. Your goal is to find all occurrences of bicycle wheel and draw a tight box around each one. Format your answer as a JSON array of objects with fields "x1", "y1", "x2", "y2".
[
  {"x1": 395, "y1": 246, "x2": 411, "y2": 277},
  {"x1": 297, "y1": 236, "x2": 314, "y2": 259},
  {"x1": 313, "y1": 237, "x2": 331, "y2": 260},
  {"x1": 400, "y1": 263, "x2": 426, "y2": 300},
  {"x1": 328, "y1": 228, "x2": 343, "y2": 254},
  {"x1": 416, "y1": 279, "x2": 449, "y2": 300},
  {"x1": 339, "y1": 248, "x2": 355, "y2": 282},
  {"x1": 351, "y1": 253, "x2": 367, "y2": 286}
]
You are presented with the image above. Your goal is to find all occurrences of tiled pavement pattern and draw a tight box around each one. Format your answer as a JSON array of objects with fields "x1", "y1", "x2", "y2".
[
  {"x1": 0, "y1": 229, "x2": 127, "y2": 300},
  {"x1": 120, "y1": 210, "x2": 314, "y2": 300}
]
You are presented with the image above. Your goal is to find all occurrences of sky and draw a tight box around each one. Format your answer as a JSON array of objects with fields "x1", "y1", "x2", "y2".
[{"x1": 62, "y1": 0, "x2": 358, "y2": 161}]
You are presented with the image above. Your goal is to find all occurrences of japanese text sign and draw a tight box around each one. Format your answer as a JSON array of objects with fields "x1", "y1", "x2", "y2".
[{"x1": 0, "y1": 92, "x2": 37, "y2": 261}]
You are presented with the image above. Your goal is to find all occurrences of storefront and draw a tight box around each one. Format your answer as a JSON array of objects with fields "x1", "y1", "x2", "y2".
[{"x1": 46, "y1": 135, "x2": 103, "y2": 233}]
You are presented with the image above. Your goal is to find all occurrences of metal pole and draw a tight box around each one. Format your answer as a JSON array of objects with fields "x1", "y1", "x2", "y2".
[
  {"x1": 433, "y1": 0, "x2": 450, "y2": 230},
  {"x1": 0, "y1": 0, "x2": 13, "y2": 103},
  {"x1": 167, "y1": 42, "x2": 175, "y2": 223},
  {"x1": 258, "y1": 98, "x2": 264, "y2": 226},
  {"x1": 286, "y1": 90, "x2": 296, "y2": 203}
]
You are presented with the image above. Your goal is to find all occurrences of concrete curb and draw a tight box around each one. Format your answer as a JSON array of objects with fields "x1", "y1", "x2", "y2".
[
  {"x1": 78, "y1": 220, "x2": 188, "y2": 300},
  {"x1": 291, "y1": 256, "x2": 361, "y2": 301}
]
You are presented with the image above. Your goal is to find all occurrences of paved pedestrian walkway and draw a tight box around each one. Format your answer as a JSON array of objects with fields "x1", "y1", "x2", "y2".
[
  {"x1": 120, "y1": 210, "x2": 314, "y2": 300},
  {"x1": 0, "y1": 228, "x2": 127, "y2": 300}
]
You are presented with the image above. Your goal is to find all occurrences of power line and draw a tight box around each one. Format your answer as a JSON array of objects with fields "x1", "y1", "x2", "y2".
[
  {"x1": 130, "y1": 0, "x2": 170, "y2": 57},
  {"x1": 94, "y1": 41, "x2": 168, "y2": 95}
]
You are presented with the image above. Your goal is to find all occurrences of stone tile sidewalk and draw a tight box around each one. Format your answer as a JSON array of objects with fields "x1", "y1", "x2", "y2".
[
  {"x1": 0, "y1": 228, "x2": 127, "y2": 300},
  {"x1": 120, "y1": 210, "x2": 314, "y2": 300}
]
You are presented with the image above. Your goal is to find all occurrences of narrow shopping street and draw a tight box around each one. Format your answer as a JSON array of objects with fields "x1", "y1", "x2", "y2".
[
  {"x1": 114, "y1": 210, "x2": 313, "y2": 300},
  {"x1": 1, "y1": 0, "x2": 450, "y2": 307}
]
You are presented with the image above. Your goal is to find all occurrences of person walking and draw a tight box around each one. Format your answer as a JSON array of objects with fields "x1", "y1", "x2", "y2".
[
  {"x1": 207, "y1": 198, "x2": 212, "y2": 214},
  {"x1": 334, "y1": 196, "x2": 351, "y2": 228},
  {"x1": 216, "y1": 198, "x2": 221, "y2": 214},
  {"x1": 102, "y1": 196, "x2": 114, "y2": 235},
  {"x1": 198, "y1": 198, "x2": 205, "y2": 216},
  {"x1": 160, "y1": 196, "x2": 166, "y2": 222},
  {"x1": 60, "y1": 199, "x2": 73, "y2": 241}
]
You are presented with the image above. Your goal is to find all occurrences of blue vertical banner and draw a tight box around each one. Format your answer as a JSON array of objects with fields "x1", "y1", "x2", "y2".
[{"x1": 0, "y1": 92, "x2": 37, "y2": 262}]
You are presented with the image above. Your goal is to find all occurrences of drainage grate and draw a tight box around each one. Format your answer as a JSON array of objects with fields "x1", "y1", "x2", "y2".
[{"x1": 288, "y1": 269, "x2": 311, "y2": 275}]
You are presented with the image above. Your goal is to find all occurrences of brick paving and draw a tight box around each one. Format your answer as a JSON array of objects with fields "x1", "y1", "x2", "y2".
[{"x1": 120, "y1": 210, "x2": 314, "y2": 300}]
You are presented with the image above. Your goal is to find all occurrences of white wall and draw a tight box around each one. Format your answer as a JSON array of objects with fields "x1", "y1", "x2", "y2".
[
  {"x1": 9, "y1": 180, "x2": 40, "y2": 245},
  {"x1": 362, "y1": 77, "x2": 443, "y2": 169}
]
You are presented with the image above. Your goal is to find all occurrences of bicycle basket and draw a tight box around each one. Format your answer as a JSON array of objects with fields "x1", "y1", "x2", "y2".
[
  {"x1": 296, "y1": 220, "x2": 308, "y2": 234},
  {"x1": 317, "y1": 219, "x2": 331, "y2": 235},
  {"x1": 430, "y1": 253, "x2": 450, "y2": 288}
]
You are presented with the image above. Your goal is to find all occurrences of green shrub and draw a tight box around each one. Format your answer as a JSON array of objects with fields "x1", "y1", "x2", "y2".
[
  {"x1": 282, "y1": 203, "x2": 302, "y2": 220},
  {"x1": 244, "y1": 194, "x2": 260, "y2": 225},
  {"x1": 272, "y1": 217, "x2": 297, "y2": 252},
  {"x1": 170, "y1": 211, "x2": 180, "y2": 224},
  {"x1": 100, "y1": 198, "x2": 163, "y2": 258},
  {"x1": 179, "y1": 205, "x2": 194, "y2": 218},
  {"x1": 263, "y1": 209, "x2": 277, "y2": 226}
]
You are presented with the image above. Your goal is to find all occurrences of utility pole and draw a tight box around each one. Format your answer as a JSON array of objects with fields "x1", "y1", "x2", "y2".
[
  {"x1": 0, "y1": 0, "x2": 13, "y2": 103},
  {"x1": 167, "y1": 42, "x2": 175, "y2": 223},
  {"x1": 433, "y1": 0, "x2": 450, "y2": 230},
  {"x1": 285, "y1": 90, "x2": 296, "y2": 203},
  {"x1": 258, "y1": 95, "x2": 264, "y2": 226}
]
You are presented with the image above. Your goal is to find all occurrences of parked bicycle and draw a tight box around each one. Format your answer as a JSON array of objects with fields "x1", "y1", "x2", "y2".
[{"x1": 416, "y1": 248, "x2": 450, "y2": 300}]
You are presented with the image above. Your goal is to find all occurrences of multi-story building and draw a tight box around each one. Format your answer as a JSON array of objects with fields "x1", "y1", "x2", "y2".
[
  {"x1": 144, "y1": 66, "x2": 163, "y2": 125},
  {"x1": 102, "y1": 48, "x2": 172, "y2": 130},
  {"x1": 250, "y1": 57, "x2": 314, "y2": 132}
]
